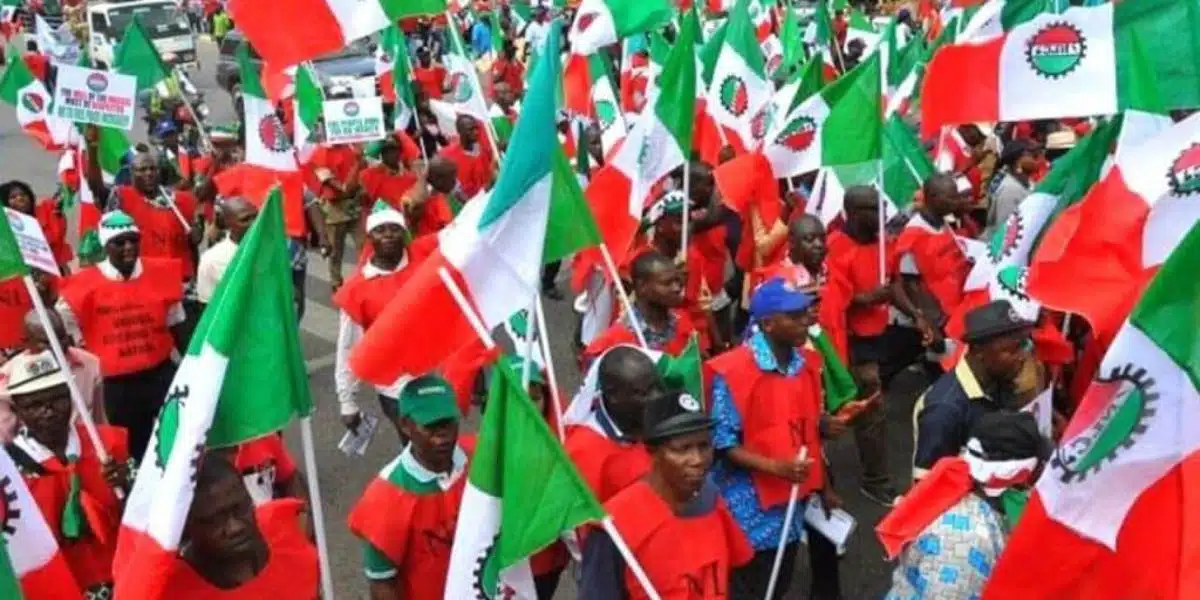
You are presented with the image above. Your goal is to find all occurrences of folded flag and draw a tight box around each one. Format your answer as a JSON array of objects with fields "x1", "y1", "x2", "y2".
[
  {"x1": 921, "y1": 0, "x2": 1200, "y2": 135},
  {"x1": 445, "y1": 22, "x2": 491, "y2": 124},
  {"x1": 982, "y1": 220, "x2": 1200, "y2": 600},
  {"x1": 228, "y1": 0, "x2": 445, "y2": 67}
]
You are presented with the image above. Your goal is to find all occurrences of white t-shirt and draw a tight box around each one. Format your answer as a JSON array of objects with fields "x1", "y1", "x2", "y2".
[{"x1": 196, "y1": 237, "x2": 239, "y2": 303}]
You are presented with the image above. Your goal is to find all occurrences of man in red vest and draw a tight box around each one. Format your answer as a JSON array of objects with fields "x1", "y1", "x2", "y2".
[
  {"x1": 334, "y1": 202, "x2": 429, "y2": 436},
  {"x1": 579, "y1": 388, "x2": 754, "y2": 599},
  {"x1": 106, "y1": 151, "x2": 202, "y2": 283},
  {"x1": 348, "y1": 374, "x2": 473, "y2": 599},
  {"x1": 708, "y1": 277, "x2": 842, "y2": 600},
  {"x1": 57, "y1": 211, "x2": 186, "y2": 459},
  {"x1": 4, "y1": 350, "x2": 131, "y2": 599},
  {"x1": 440, "y1": 114, "x2": 495, "y2": 200},
  {"x1": 582, "y1": 251, "x2": 699, "y2": 367},
  {"x1": 894, "y1": 173, "x2": 972, "y2": 362},
  {"x1": 565, "y1": 346, "x2": 662, "y2": 503},
  {"x1": 152, "y1": 453, "x2": 319, "y2": 599},
  {"x1": 826, "y1": 186, "x2": 906, "y2": 506}
]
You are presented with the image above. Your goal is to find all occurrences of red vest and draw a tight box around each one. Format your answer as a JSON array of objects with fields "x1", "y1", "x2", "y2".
[
  {"x1": 35, "y1": 200, "x2": 73, "y2": 266},
  {"x1": 826, "y1": 230, "x2": 894, "y2": 338},
  {"x1": 440, "y1": 142, "x2": 493, "y2": 199},
  {"x1": 705, "y1": 345, "x2": 825, "y2": 507},
  {"x1": 157, "y1": 500, "x2": 319, "y2": 599},
  {"x1": 21, "y1": 425, "x2": 128, "y2": 592},
  {"x1": 116, "y1": 186, "x2": 197, "y2": 279},
  {"x1": 412, "y1": 193, "x2": 454, "y2": 239},
  {"x1": 607, "y1": 481, "x2": 754, "y2": 599},
  {"x1": 347, "y1": 438, "x2": 476, "y2": 599},
  {"x1": 895, "y1": 216, "x2": 970, "y2": 318},
  {"x1": 332, "y1": 261, "x2": 420, "y2": 330},
  {"x1": 359, "y1": 165, "x2": 418, "y2": 212},
  {"x1": 60, "y1": 259, "x2": 182, "y2": 376},
  {"x1": 0, "y1": 277, "x2": 34, "y2": 349},
  {"x1": 564, "y1": 426, "x2": 651, "y2": 503}
]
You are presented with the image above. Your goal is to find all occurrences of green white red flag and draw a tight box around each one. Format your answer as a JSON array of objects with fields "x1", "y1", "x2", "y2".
[
  {"x1": 228, "y1": 0, "x2": 446, "y2": 67},
  {"x1": 444, "y1": 361, "x2": 605, "y2": 598},
  {"x1": 982, "y1": 220, "x2": 1200, "y2": 600},
  {"x1": 763, "y1": 51, "x2": 882, "y2": 178},
  {"x1": 445, "y1": 23, "x2": 491, "y2": 123},
  {"x1": 113, "y1": 190, "x2": 313, "y2": 597},
  {"x1": 568, "y1": 0, "x2": 672, "y2": 57},
  {"x1": 350, "y1": 26, "x2": 600, "y2": 384},
  {"x1": 921, "y1": 0, "x2": 1200, "y2": 136},
  {"x1": 293, "y1": 63, "x2": 323, "y2": 164},
  {"x1": 1028, "y1": 110, "x2": 1200, "y2": 345},
  {"x1": 0, "y1": 55, "x2": 74, "y2": 151},
  {"x1": 706, "y1": 0, "x2": 771, "y2": 149},
  {"x1": 0, "y1": 446, "x2": 84, "y2": 599},
  {"x1": 577, "y1": 13, "x2": 696, "y2": 279}
]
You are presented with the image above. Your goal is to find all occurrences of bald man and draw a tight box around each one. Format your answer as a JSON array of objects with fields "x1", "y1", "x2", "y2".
[
  {"x1": 196, "y1": 197, "x2": 258, "y2": 304},
  {"x1": 0, "y1": 309, "x2": 105, "y2": 442},
  {"x1": 401, "y1": 156, "x2": 459, "y2": 238},
  {"x1": 565, "y1": 347, "x2": 662, "y2": 502},
  {"x1": 893, "y1": 173, "x2": 972, "y2": 351}
]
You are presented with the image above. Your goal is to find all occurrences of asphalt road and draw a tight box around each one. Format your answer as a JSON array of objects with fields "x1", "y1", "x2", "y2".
[{"x1": 0, "y1": 37, "x2": 931, "y2": 599}]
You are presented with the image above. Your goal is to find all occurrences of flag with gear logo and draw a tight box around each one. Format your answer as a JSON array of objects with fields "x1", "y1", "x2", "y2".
[
  {"x1": 982, "y1": 220, "x2": 1200, "y2": 600},
  {"x1": 112, "y1": 190, "x2": 313, "y2": 598}
]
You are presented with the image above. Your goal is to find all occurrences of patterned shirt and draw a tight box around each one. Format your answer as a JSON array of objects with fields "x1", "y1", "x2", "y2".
[
  {"x1": 620, "y1": 307, "x2": 679, "y2": 351},
  {"x1": 884, "y1": 493, "x2": 1007, "y2": 600},
  {"x1": 710, "y1": 329, "x2": 806, "y2": 551}
]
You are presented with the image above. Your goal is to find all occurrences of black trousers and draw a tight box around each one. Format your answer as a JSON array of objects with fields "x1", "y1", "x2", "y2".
[
  {"x1": 535, "y1": 567, "x2": 563, "y2": 600},
  {"x1": 103, "y1": 360, "x2": 178, "y2": 460},
  {"x1": 730, "y1": 524, "x2": 842, "y2": 600}
]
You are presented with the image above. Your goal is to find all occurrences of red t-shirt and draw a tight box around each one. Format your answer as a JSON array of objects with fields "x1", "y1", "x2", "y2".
[
  {"x1": 359, "y1": 165, "x2": 418, "y2": 212},
  {"x1": 439, "y1": 142, "x2": 493, "y2": 199},
  {"x1": 413, "y1": 65, "x2": 447, "y2": 100},
  {"x1": 490, "y1": 59, "x2": 525, "y2": 98}
]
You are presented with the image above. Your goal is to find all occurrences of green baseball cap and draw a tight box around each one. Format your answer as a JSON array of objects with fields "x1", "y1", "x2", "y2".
[{"x1": 398, "y1": 374, "x2": 461, "y2": 425}]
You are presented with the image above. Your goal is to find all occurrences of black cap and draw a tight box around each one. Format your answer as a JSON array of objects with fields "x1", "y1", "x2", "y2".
[
  {"x1": 643, "y1": 389, "x2": 712, "y2": 444},
  {"x1": 963, "y1": 300, "x2": 1034, "y2": 345}
]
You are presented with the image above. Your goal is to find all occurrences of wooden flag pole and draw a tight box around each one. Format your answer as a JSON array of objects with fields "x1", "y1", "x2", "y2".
[{"x1": 534, "y1": 295, "x2": 567, "y2": 442}]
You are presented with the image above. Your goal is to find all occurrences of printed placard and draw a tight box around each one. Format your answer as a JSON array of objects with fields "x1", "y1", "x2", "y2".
[
  {"x1": 322, "y1": 97, "x2": 386, "y2": 145},
  {"x1": 52, "y1": 65, "x2": 138, "y2": 130},
  {"x1": 4, "y1": 208, "x2": 60, "y2": 277}
]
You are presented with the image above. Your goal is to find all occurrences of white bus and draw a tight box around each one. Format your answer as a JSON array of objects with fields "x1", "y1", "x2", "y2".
[{"x1": 86, "y1": 0, "x2": 197, "y2": 69}]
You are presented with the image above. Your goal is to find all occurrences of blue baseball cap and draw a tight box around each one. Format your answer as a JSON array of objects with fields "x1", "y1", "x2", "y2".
[
  {"x1": 153, "y1": 119, "x2": 179, "y2": 137},
  {"x1": 749, "y1": 277, "x2": 815, "y2": 319}
]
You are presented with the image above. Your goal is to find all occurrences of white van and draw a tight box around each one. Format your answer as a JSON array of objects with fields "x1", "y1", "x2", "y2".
[{"x1": 86, "y1": 0, "x2": 197, "y2": 69}]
